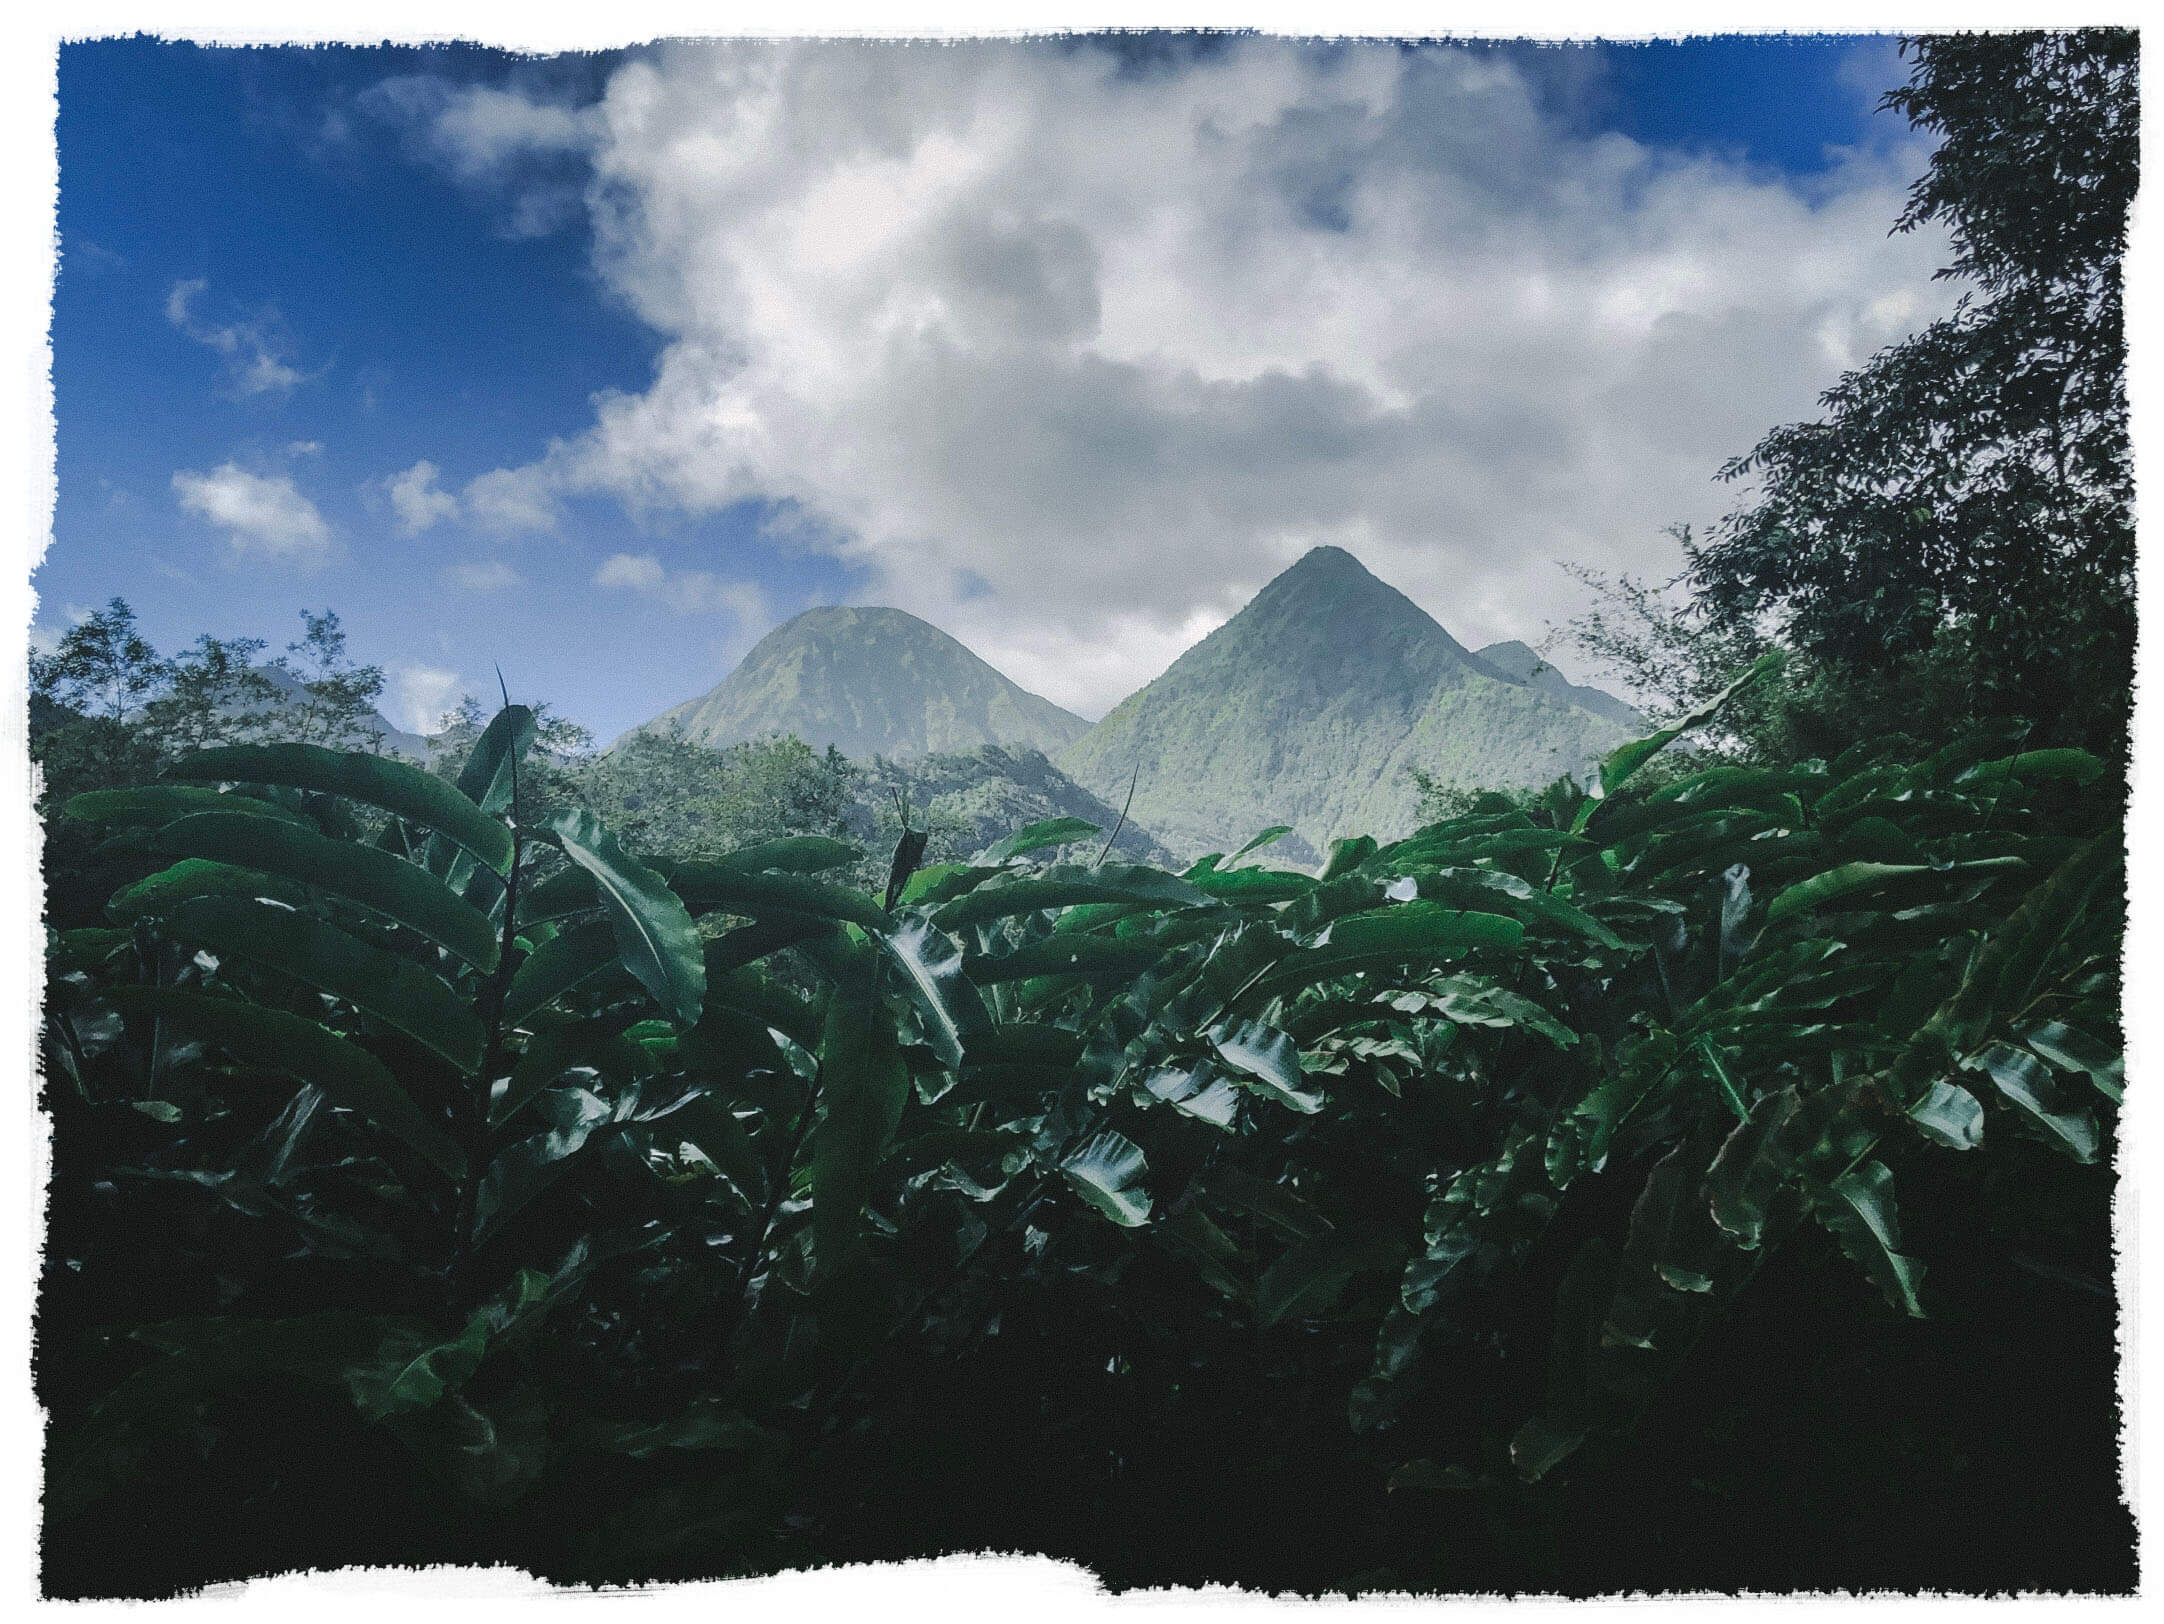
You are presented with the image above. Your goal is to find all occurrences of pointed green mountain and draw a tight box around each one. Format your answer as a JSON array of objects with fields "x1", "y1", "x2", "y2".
[
  {"x1": 1055, "y1": 547, "x2": 1634, "y2": 861},
  {"x1": 634, "y1": 605, "x2": 1091, "y2": 761}
]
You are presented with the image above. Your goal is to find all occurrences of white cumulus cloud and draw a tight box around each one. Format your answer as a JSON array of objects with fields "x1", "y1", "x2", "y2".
[
  {"x1": 384, "y1": 459, "x2": 463, "y2": 534},
  {"x1": 172, "y1": 463, "x2": 334, "y2": 566},
  {"x1": 462, "y1": 465, "x2": 560, "y2": 533},
  {"x1": 363, "y1": 75, "x2": 597, "y2": 236},
  {"x1": 593, "y1": 552, "x2": 665, "y2": 591},
  {"x1": 386, "y1": 39, "x2": 1958, "y2": 714}
]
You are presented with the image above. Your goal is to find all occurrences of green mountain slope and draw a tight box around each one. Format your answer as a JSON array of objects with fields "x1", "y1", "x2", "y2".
[
  {"x1": 634, "y1": 605, "x2": 1091, "y2": 761},
  {"x1": 1055, "y1": 547, "x2": 1634, "y2": 860},
  {"x1": 856, "y1": 745, "x2": 1177, "y2": 869},
  {"x1": 1473, "y1": 640, "x2": 1644, "y2": 729}
]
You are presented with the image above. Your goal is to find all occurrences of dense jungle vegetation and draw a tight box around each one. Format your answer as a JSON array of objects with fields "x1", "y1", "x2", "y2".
[{"x1": 32, "y1": 32, "x2": 2136, "y2": 1596}]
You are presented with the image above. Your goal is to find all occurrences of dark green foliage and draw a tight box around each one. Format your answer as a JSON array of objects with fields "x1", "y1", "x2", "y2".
[
  {"x1": 30, "y1": 601, "x2": 426, "y2": 944},
  {"x1": 1686, "y1": 32, "x2": 2137, "y2": 754},
  {"x1": 141, "y1": 812, "x2": 502, "y2": 971},
  {"x1": 39, "y1": 670, "x2": 2126, "y2": 1594},
  {"x1": 28, "y1": 43, "x2": 2138, "y2": 1570},
  {"x1": 102, "y1": 985, "x2": 468, "y2": 1181},
  {"x1": 856, "y1": 744, "x2": 1178, "y2": 869},
  {"x1": 536, "y1": 807, "x2": 706, "y2": 1028},
  {"x1": 30, "y1": 597, "x2": 167, "y2": 724},
  {"x1": 170, "y1": 741, "x2": 515, "y2": 872},
  {"x1": 37, "y1": 36, "x2": 2135, "y2": 1591},
  {"x1": 565, "y1": 727, "x2": 858, "y2": 860},
  {"x1": 272, "y1": 609, "x2": 401, "y2": 749}
]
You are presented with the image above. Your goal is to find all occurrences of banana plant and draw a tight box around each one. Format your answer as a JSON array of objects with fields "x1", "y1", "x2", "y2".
[{"x1": 40, "y1": 688, "x2": 2124, "y2": 1588}]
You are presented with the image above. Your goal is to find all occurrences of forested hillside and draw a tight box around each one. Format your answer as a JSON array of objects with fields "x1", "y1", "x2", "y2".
[
  {"x1": 635, "y1": 605, "x2": 1091, "y2": 761},
  {"x1": 617, "y1": 551, "x2": 1638, "y2": 866},
  {"x1": 1056, "y1": 547, "x2": 1633, "y2": 859},
  {"x1": 853, "y1": 744, "x2": 1177, "y2": 869}
]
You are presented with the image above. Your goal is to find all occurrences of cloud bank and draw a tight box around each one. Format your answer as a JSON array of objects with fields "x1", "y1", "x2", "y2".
[
  {"x1": 445, "y1": 559, "x2": 522, "y2": 592},
  {"x1": 382, "y1": 39, "x2": 1956, "y2": 714}
]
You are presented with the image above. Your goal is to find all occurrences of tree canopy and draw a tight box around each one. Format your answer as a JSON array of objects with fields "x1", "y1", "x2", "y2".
[{"x1": 1686, "y1": 31, "x2": 2137, "y2": 754}]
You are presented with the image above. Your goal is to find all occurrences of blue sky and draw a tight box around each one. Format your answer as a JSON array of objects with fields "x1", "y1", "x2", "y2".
[{"x1": 40, "y1": 33, "x2": 1941, "y2": 737}]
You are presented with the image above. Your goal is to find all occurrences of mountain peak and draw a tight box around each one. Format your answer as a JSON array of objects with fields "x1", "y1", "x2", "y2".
[
  {"x1": 1476, "y1": 639, "x2": 1547, "y2": 677},
  {"x1": 1282, "y1": 544, "x2": 1368, "y2": 578},
  {"x1": 1258, "y1": 545, "x2": 1394, "y2": 601},
  {"x1": 1058, "y1": 547, "x2": 1634, "y2": 859},
  {"x1": 785, "y1": 604, "x2": 917, "y2": 632},
  {"x1": 630, "y1": 603, "x2": 1089, "y2": 761},
  {"x1": 1227, "y1": 546, "x2": 1477, "y2": 670}
]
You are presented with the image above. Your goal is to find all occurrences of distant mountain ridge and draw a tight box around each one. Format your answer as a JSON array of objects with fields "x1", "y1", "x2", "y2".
[
  {"x1": 623, "y1": 550, "x2": 1641, "y2": 864},
  {"x1": 1473, "y1": 640, "x2": 1643, "y2": 729},
  {"x1": 634, "y1": 605, "x2": 1090, "y2": 761},
  {"x1": 247, "y1": 664, "x2": 433, "y2": 760},
  {"x1": 857, "y1": 745, "x2": 1178, "y2": 868},
  {"x1": 1053, "y1": 547, "x2": 1635, "y2": 860}
]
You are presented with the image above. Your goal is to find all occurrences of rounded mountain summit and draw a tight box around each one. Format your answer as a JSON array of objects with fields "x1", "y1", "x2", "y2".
[{"x1": 631, "y1": 604, "x2": 1091, "y2": 761}]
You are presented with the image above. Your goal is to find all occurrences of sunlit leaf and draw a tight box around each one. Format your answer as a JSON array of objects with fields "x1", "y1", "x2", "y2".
[
  {"x1": 1209, "y1": 1018, "x2": 1322, "y2": 1113},
  {"x1": 66, "y1": 785, "x2": 312, "y2": 830},
  {"x1": 982, "y1": 818, "x2": 1102, "y2": 865},
  {"x1": 454, "y1": 704, "x2": 537, "y2": 816},
  {"x1": 1810, "y1": 1160, "x2": 1927, "y2": 1317},
  {"x1": 1592, "y1": 651, "x2": 1781, "y2": 804},
  {"x1": 2018, "y1": 1018, "x2": 2124, "y2": 1104},
  {"x1": 1061, "y1": 1130, "x2": 1152, "y2": 1227},
  {"x1": 933, "y1": 864, "x2": 1210, "y2": 928},
  {"x1": 502, "y1": 919, "x2": 621, "y2": 1032},
  {"x1": 1906, "y1": 1078, "x2": 1985, "y2": 1150},
  {"x1": 164, "y1": 895, "x2": 484, "y2": 1073},
  {"x1": 877, "y1": 913, "x2": 989, "y2": 1069},
  {"x1": 1968, "y1": 1041, "x2": 2101, "y2": 1163},
  {"x1": 1225, "y1": 825, "x2": 1294, "y2": 867}
]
